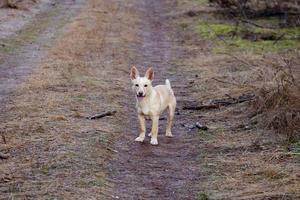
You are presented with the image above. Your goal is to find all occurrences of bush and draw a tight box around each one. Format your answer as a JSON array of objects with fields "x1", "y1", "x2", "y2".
[{"x1": 253, "y1": 52, "x2": 300, "y2": 141}]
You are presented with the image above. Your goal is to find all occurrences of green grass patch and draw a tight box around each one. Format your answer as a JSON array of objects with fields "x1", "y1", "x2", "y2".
[
  {"x1": 280, "y1": 27, "x2": 300, "y2": 39},
  {"x1": 196, "y1": 22, "x2": 300, "y2": 53},
  {"x1": 198, "y1": 192, "x2": 210, "y2": 200},
  {"x1": 194, "y1": 0, "x2": 208, "y2": 5},
  {"x1": 88, "y1": 178, "x2": 105, "y2": 187},
  {"x1": 196, "y1": 23, "x2": 239, "y2": 39},
  {"x1": 197, "y1": 130, "x2": 214, "y2": 141},
  {"x1": 39, "y1": 165, "x2": 50, "y2": 175}
]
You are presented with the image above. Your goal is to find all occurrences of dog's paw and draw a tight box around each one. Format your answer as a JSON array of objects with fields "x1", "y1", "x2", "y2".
[
  {"x1": 165, "y1": 132, "x2": 173, "y2": 137},
  {"x1": 150, "y1": 138, "x2": 158, "y2": 145},
  {"x1": 148, "y1": 132, "x2": 152, "y2": 137},
  {"x1": 135, "y1": 136, "x2": 145, "y2": 142}
]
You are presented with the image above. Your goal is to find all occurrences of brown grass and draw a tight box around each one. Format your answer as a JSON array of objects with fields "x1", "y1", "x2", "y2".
[
  {"x1": 0, "y1": 0, "x2": 138, "y2": 198},
  {"x1": 252, "y1": 52, "x2": 300, "y2": 141},
  {"x1": 170, "y1": 0, "x2": 300, "y2": 198}
]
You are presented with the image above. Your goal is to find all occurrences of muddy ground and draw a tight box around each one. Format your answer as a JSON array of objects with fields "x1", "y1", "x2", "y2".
[{"x1": 0, "y1": 0, "x2": 299, "y2": 199}]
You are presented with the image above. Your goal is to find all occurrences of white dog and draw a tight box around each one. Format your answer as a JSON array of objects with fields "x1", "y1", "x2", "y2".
[{"x1": 130, "y1": 66, "x2": 176, "y2": 145}]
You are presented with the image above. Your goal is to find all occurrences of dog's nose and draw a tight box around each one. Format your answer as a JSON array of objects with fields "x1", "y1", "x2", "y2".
[{"x1": 138, "y1": 92, "x2": 143, "y2": 97}]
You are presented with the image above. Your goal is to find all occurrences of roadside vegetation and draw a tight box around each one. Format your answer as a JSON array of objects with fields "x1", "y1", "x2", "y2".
[
  {"x1": 183, "y1": 0, "x2": 300, "y2": 142},
  {"x1": 202, "y1": 0, "x2": 300, "y2": 142},
  {"x1": 175, "y1": 0, "x2": 300, "y2": 198}
]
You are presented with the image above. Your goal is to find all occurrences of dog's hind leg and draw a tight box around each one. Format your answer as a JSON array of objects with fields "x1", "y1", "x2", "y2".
[
  {"x1": 135, "y1": 114, "x2": 146, "y2": 142},
  {"x1": 166, "y1": 100, "x2": 176, "y2": 137}
]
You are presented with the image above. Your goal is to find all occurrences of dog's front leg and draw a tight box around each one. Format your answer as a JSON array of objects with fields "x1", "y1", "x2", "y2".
[
  {"x1": 135, "y1": 114, "x2": 146, "y2": 142},
  {"x1": 150, "y1": 115, "x2": 159, "y2": 145}
]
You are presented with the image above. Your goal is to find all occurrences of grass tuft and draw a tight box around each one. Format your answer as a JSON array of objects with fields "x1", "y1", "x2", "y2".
[{"x1": 198, "y1": 192, "x2": 210, "y2": 200}]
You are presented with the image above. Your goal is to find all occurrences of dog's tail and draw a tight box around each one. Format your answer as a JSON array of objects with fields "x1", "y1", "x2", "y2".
[{"x1": 165, "y1": 79, "x2": 174, "y2": 95}]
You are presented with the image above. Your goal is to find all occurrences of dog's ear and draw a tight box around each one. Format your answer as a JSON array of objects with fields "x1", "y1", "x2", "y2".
[
  {"x1": 145, "y1": 67, "x2": 154, "y2": 81},
  {"x1": 130, "y1": 66, "x2": 139, "y2": 80}
]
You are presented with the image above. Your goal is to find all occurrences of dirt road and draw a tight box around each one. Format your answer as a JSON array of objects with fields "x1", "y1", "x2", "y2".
[
  {"x1": 0, "y1": 0, "x2": 299, "y2": 199},
  {"x1": 108, "y1": 0, "x2": 201, "y2": 199},
  {"x1": 0, "y1": 0, "x2": 85, "y2": 106}
]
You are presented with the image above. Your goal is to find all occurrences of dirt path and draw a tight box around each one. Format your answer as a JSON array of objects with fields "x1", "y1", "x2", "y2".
[
  {"x1": 0, "y1": 0, "x2": 85, "y2": 106},
  {"x1": 1, "y1": 0, "x2": 298, "y2": 199},
  {"x1": 108, "y1": 1, "x2": 201, "y2": 199}
]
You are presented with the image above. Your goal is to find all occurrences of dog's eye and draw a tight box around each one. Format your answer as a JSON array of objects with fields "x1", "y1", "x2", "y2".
[
  {"x1": 135, "y1": 84, "x2": 139, "y2": 87},
  {"x1": 144, "y1": 84, "x2": 148, "y2": 87}
]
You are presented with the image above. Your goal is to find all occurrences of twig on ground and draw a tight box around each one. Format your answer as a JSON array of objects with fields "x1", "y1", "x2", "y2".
[
  {"x1": 88, "y1": 111, "x2": 117, "y2": 120},
  {"x1": 106, "y1": 147, "x2": 118, "y2": 153},
  {"x1": 285, "y1": 152, "x2": 300, "y2": 155},
  {"x1": 182, "y1": 122, "x2": 209, "y2": 131},
  {"x1": 195, "y1": 122, "x2": 209, "y2": 130},
  {"x1": 273, "y1": 33, "x2": 286, "y2": 45},
  {"x1": 1, "y1": 134, "x2": 6, "y2": 144},
  {"x1": 183, "y1": 104, "x2": 219, "y2": 110},
  {"x1": 183, "y1": 94, "x2": 255, "y2": 111},
  {"x1": 240, "y1": 19, "x2": 267, "y2": 29}
]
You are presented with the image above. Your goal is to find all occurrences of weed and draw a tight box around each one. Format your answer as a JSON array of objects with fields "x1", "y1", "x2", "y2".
[
  {"x1": 198, "y1": 192, "x2": 210, "y2": 200},
  {"x1": 197, "y1": 130, "x2": 214, "y2": 141},
  {"x1": 40, "y1": 165, "x2": 50, "y2": 175},
  {"x1": 289, "y1": 141, "x2": 300, "y2": 153},
  {"x1": 179, "y1": 22, "x2": 189, "y2": 31}
]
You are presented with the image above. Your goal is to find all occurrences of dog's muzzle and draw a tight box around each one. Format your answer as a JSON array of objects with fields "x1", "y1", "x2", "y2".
[{"x1": 137, "y1": 92, "x2": 145, "y2": 98}]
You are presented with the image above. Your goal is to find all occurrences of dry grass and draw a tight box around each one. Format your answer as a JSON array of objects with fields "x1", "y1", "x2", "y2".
[
  {"x1": 177, "y1": 51, "x2": 300, "y2": 198},
  {"x1": 171, "y1": 0, "x2": 300, "y2": 199},
  {"x1": 248, "y1": 52, "x2": 300, "y2": 141},
  {"x1": 0, "y1": 0, "x2": 138, "y2": 198}
]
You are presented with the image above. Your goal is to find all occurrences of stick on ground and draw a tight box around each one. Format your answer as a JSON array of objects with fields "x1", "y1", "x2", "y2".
[
  {"x1": 1, "y1": 134, "x2": 6, "y2": 144},
  {"x1": 88, "y1": 111, "x2": 117, "y2": 120},
  {"x1": 183, "y1": 94, "x2": 255, "y2": 110},
  {"x1": 183, "y1": 104, "x2": 219, "y2": 110}
]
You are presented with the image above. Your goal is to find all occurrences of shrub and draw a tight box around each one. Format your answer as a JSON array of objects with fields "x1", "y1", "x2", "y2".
[{"x1": 253, "y1": 52, "x2": 300, "y2": 141}]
